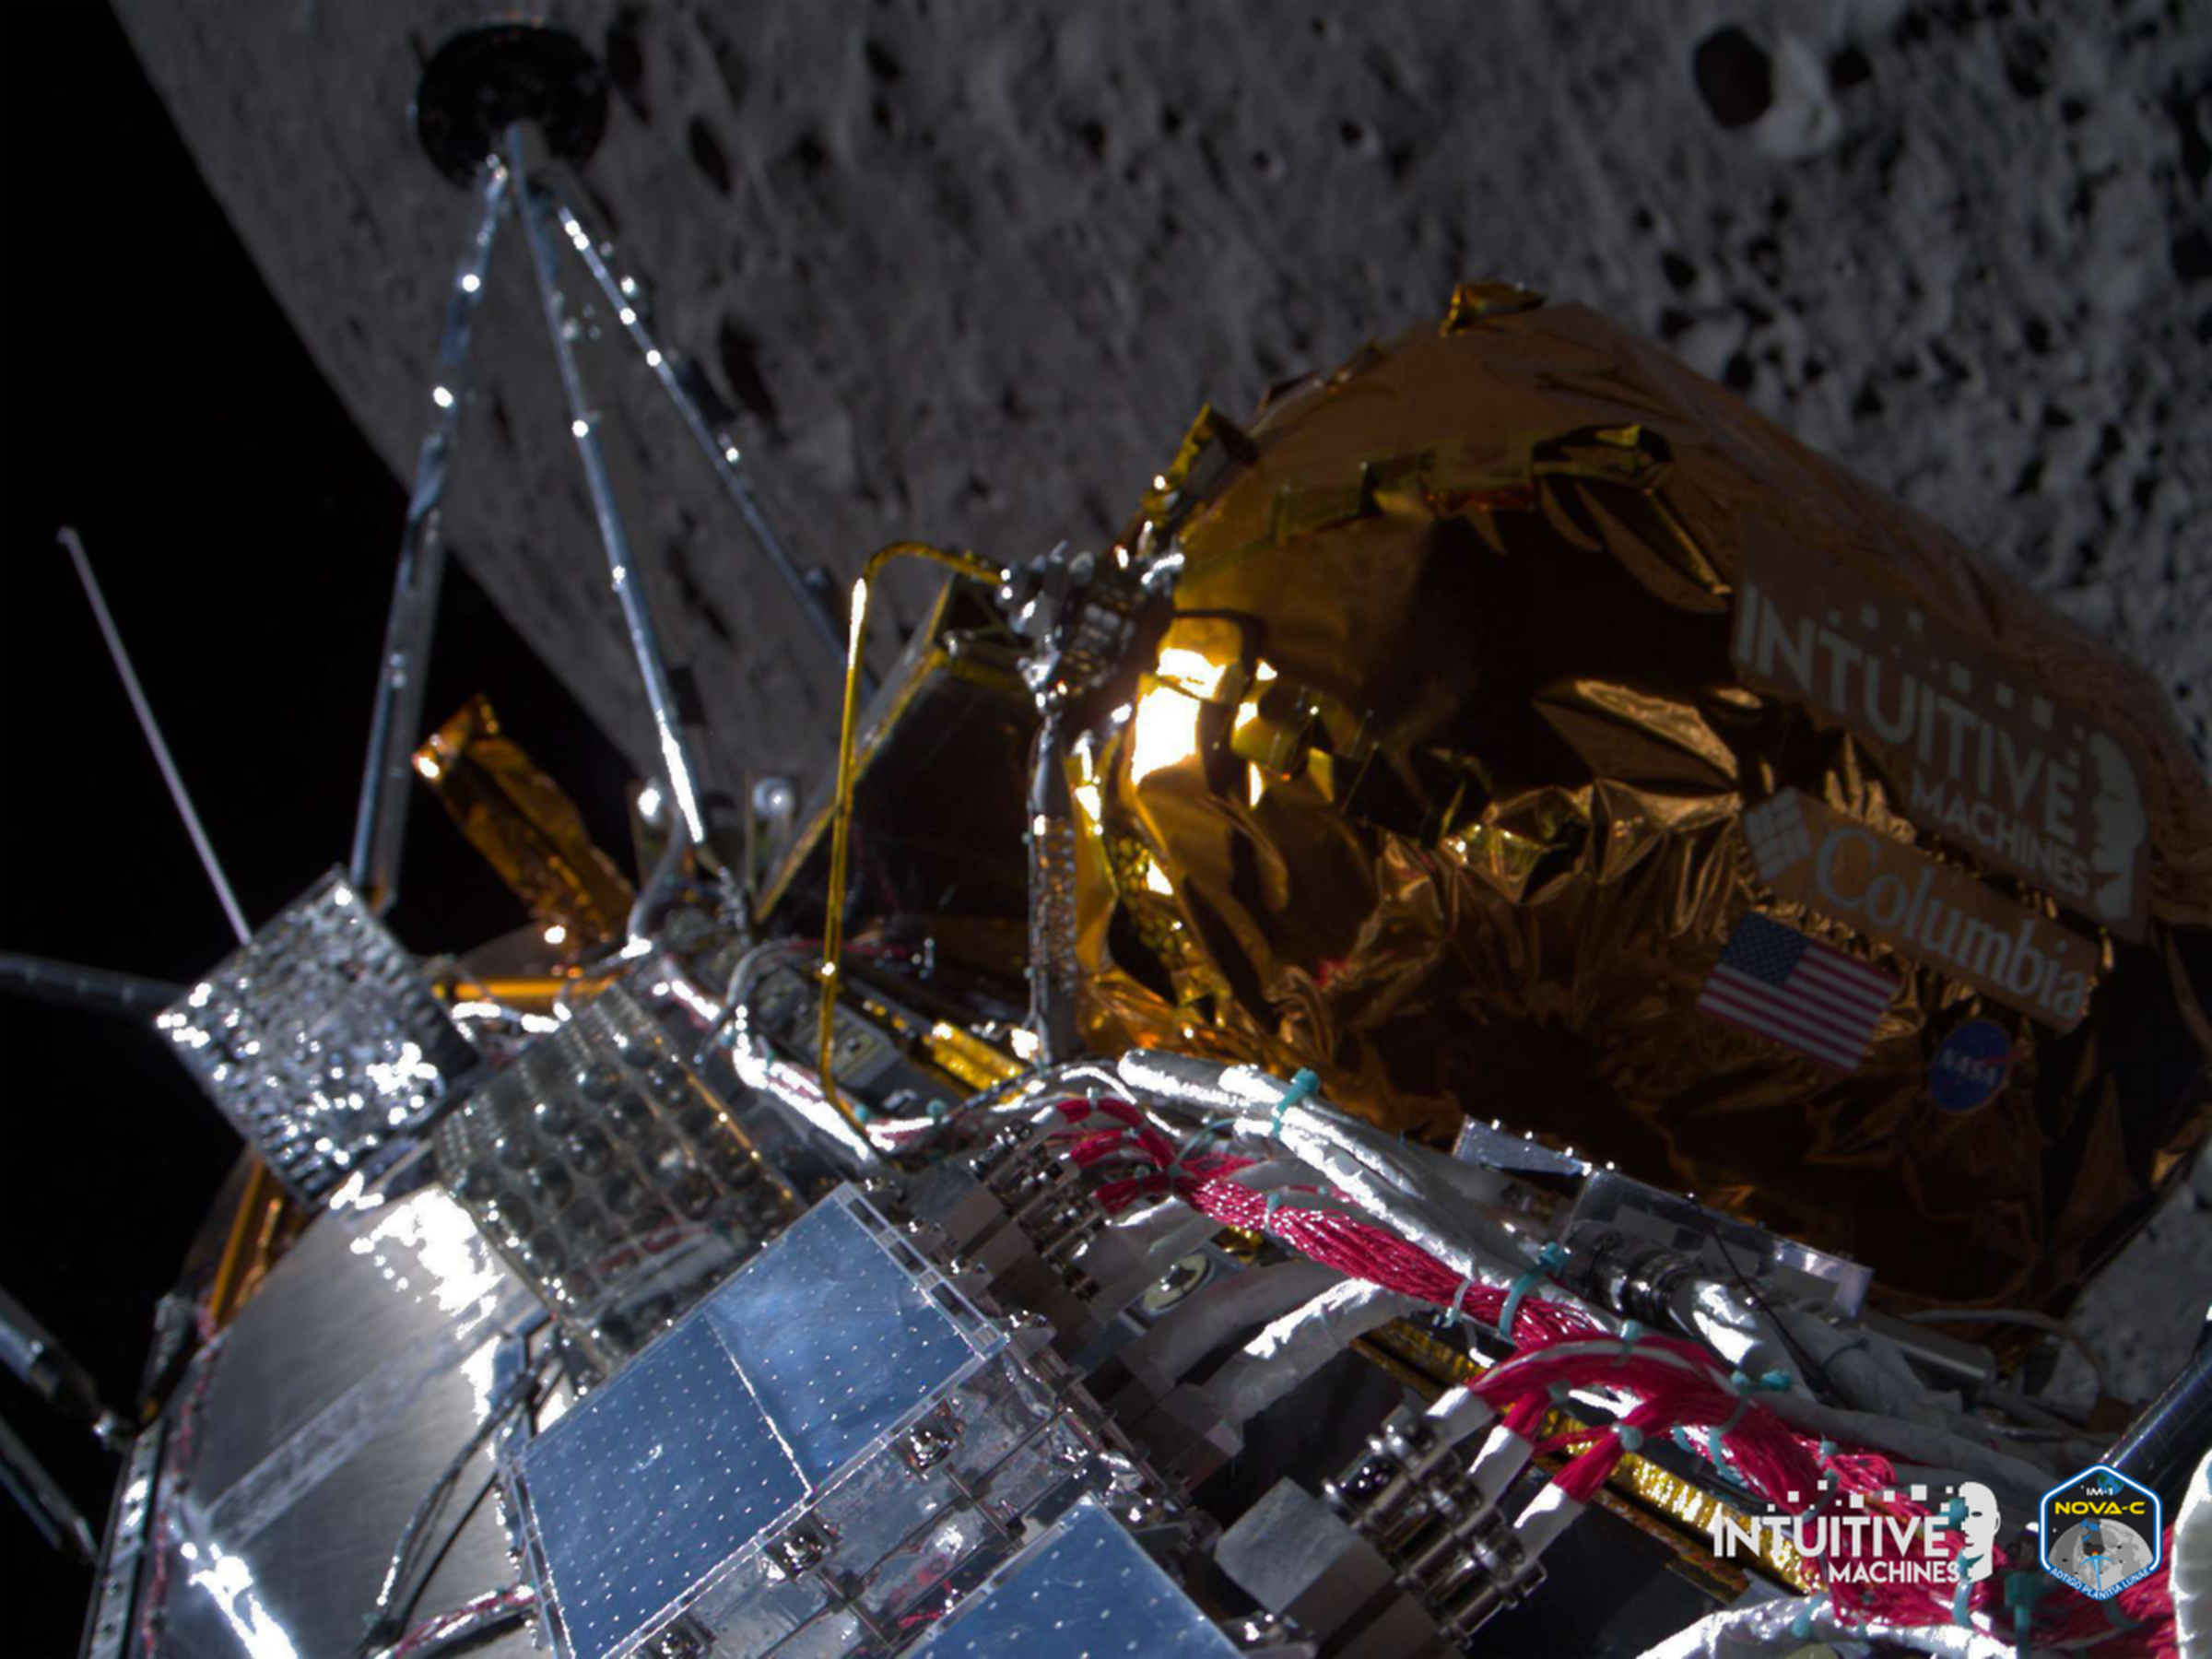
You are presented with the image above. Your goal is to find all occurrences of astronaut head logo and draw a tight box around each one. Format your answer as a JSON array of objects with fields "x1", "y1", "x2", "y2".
[
  {"x1": 1953, "y1": 1481, "x2": 2000, "y2": 1583},
  {"x1": 2041, "y1": 1465, "x2": 2161, "y2": 1600},
  {"x1": 2085, "y1": 733, "x2": 2146, "y2": 924}
]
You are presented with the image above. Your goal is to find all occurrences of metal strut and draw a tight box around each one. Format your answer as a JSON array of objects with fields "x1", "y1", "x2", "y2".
[
  {"x1": 546, "y1": 182, "x2": 859, "y2": 689},
  {"x1": 347, "y1": 159, "x2": 512, "y2": 912},
  {"x1": 509, "y1": 123, "x2": 713, "y2": 850}
]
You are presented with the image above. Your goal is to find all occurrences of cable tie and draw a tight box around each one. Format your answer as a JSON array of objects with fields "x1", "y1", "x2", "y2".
[
  {"x1": 1615, "y1": 1425, "x2": 1644, "y2": 1453},
  {"x1": 1269, "y1": 1068, "x2": 1320, "y2": 1137},
  {"x1": 1705, "y1": 1369, "x2": 1774, "y2": 1466},
  {"x1": 1787, "y1": 1609, "x2": 1814, "y2": 1641},
  {"x1": 1167, "y1": 1117, "x2": 1232, "y2": 1180},
  {"x1": 1547, "y1": 1381, "x2": 1571, "y2": 1403},
  {"x1": 1950, "y1": 1577, "x2": 1974, "y2": 1627},
  {"x1": 1447, "y1": 1272, "x2": 1478, "y2": 1326},
  {"x1": 1614, "y1": 1320, "x2": 1645, "y2": 1367},
  {"x1": 1495, "y1": 1242, "x2": 1564, "y2": 1341}
]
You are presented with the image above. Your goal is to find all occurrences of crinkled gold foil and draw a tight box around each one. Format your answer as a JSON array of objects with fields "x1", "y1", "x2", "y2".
[
  {"x1": 415, "y1": 695, "x2": 636, "y2": 951},
  {"x1": 1073, "y1": 288, "x2": 2212, "y2": 1312}
]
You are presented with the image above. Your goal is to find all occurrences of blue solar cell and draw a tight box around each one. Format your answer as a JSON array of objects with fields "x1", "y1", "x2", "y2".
[{"x1": 912, "y1": 1500, "x2": 1238, "y2": 1659}]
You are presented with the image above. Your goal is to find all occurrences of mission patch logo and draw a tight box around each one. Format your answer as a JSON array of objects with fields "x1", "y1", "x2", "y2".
[{"x1": 2040, "y1": 1464, "x2": 2160, "y2": 1600}]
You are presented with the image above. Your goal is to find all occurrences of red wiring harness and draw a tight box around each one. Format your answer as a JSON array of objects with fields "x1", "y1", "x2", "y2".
[
  {"x1": 391, "y1": 1584, "x2": 536, "y2": 1656},
  {"x1": 1053, "y1": 1096, "x2": 2178, "y2": 1654}
]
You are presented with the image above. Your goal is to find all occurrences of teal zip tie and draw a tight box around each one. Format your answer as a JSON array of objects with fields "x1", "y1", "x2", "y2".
[
  {"x1": 1787, "y1": 1609, "x2": 1814, "y2": 1641},
  {"x1": 1448, "y1": 1272, "x2": 1478, "y2": 1325},
  {"x1": 1548, "y1": 1381, "x2": 1572, "y2": 1403},
  {"x1": 1707, "y1": 1405, "x2": 1751, "y2": 1463},
  {"x1": 1951, "y1": 1574, "x2": 1974, "y2": 1626},
  {"x1": 1616, "y1": 1425, "x2": 1644, "y2": 1453},
  {"x1": 1167, "y1": 1117, "x2": 1232, "y2": 1178},
  {"x1": 1704, "y1": 1370, "x2": 1789, "y2": 1467},
  {"x1": 1270, "y1": 1069, "x2": 1321, "y2": 1136},
  {"x1": 1496, "y1": 1242, "x2": 1564, "y2": 1341},
  {"x1": 1615, "y1": 1321, "x2": 1645, "y2": 1367},
  {"x1": 1672, "y1": 1425, "x2": 1749, "y2": 1489}
]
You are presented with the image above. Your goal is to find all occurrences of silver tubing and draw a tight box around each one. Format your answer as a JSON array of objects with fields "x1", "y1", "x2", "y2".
[
  {"x1": 347, "y1": 159, "x2": 512, "y2": 912},
  {"x1": 0, "y1": 951, "x2": 185, "y2": 1019},
  {"x1": 0, "y1": 1410, "x2": 95, "y2": 1559},
  {"x1": 58, "y1": 526, "x2": 251, "y2": 945},
  {"x1": 546, "y1": 184, "x2": 855, "y2": 684},
  {"x1": 508, "y1": 125, "x2": 712, "y2": 848}
]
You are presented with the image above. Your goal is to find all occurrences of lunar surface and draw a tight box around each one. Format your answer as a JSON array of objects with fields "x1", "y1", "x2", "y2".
[
  {"x1": 114, "y1": 0, "x2": 2210, "y2": 804},
  {"x1": 2050, "y1": 1518, "x2": 2157, "y2": 1589},
  {"x1": 113, "y1": 3, "x2": 2210, "y2": 1397}
]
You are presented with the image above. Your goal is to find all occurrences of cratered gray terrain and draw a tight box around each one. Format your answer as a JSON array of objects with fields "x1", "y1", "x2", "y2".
[{"x1": 115, "y1": 0, "x2": 2210, "y2": 786}]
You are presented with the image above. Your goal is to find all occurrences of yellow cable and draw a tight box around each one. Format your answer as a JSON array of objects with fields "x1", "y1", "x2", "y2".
[{"x1": 817, "y1": 542, "x2": 1005, "y2": 1133}]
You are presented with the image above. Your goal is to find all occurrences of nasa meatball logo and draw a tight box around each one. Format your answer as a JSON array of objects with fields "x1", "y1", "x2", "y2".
[
  {"x1": 2040, "y1": 1465, "x2": 2160, "y2": 1600},
  {"x1": 1928, "y1": 1020, "x2": 2013, "y2": 1112}
]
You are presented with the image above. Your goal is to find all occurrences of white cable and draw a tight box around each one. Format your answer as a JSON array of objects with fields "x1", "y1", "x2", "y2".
[
  {"x1": 1426, "y1": 1384, "x2": 1498, "y2": 1450},
  {"x1": 1470, "y1": 1420, "x2": 1536, "y2": 1504},
  {"x1": 1205, "y1": 1280, "x2": 1420, "y2": 1428},
  {"x1": 1102, "y1": 1193, "x2": 1205, "y2": 1254},
  {"x1": 1512, "y1": 1481, "x2": 1585, "y2": 1560}
]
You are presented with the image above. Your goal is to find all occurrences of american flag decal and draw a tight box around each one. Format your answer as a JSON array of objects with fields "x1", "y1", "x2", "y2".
[{"x1": 1697, "y1": 914, "x2": 1897, "y2": 1071}]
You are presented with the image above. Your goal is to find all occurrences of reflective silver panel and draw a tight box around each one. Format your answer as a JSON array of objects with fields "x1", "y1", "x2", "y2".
[
  {"x1": 141, "y1": 1185, "x2": 546, "y2": 1658},
  {"x1": 159, "y1": 869, "x2": 475, "y2": 1203},
  {"x1": 433, "y1": 981, "x2": 799, "y2": 1366}
]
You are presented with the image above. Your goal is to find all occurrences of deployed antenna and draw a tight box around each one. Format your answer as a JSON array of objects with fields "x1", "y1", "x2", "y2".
[{"x1": 60, "y1": 526, "x2": 251, "y2": 945}]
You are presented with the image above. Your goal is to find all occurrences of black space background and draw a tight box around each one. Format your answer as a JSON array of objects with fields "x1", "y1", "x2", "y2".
[{"x1": 4, "y1": 6, "x2": 632, "y2": 1643}]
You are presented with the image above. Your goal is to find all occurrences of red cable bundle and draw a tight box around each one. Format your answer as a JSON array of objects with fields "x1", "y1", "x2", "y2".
[{"x1": 1048, "y1": 1094, "x2": 2179, "y2": 1653}]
